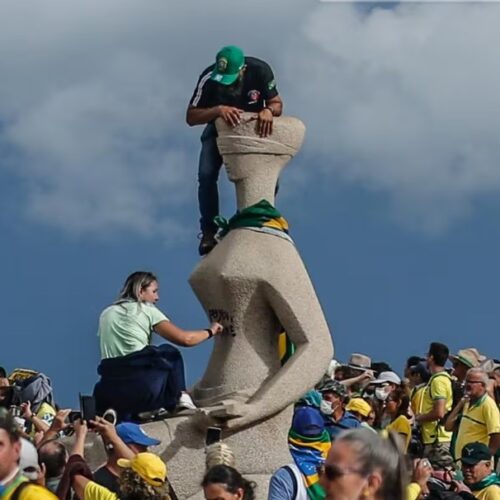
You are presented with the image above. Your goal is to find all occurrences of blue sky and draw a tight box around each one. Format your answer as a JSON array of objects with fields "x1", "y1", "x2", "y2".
[{"x1": 1, "y1": 1, "x2": 500, "y2": 407}]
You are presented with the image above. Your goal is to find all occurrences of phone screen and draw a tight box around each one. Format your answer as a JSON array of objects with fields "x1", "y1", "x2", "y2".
[
  {"x1": 79, "y1": 394, "x2": 96, "y2": 423},
  {"x1": 205, "y1": 426, "x2": 221, "y2": 446}
]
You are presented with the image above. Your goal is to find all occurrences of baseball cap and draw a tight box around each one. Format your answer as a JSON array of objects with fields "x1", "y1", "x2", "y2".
[
  {"x1": 461, "y1": 442, "x2": 492, "y2": 465},
  {"x1": 346, "y1": 398, "x2": 372, "y2": 418},
  {"x1": 117, "y1": 452, "x2": 167, "y2": 487},
  {"x1": 116, "y1": 422, "x2": 161, "y2": 447},
  {"x1": 371, "y1": 371, "x2": 401, "y2": 386},
  {"x1": 20, "y1": 437, "x2": 40, "y2": 480},
  {"x1": 410, "y1": 362, "x2": 431, "y2": 383},
  {"x1": 450, "y1": 348, "x2": 482, "y2": 369},
  {"x1": 211, "y1": 46, "x2": 245, "y2": 85},
  {"x1": 318, "y1": 379, "x2": 348, "y2": 398},
  {"x1": 291, "y1": 406, "x2": 325, "y2": 437}
]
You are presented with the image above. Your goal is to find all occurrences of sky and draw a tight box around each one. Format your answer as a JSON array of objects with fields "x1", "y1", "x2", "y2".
[{"x1": 1, "y1": 0, "x2": 500, "y2": 408}]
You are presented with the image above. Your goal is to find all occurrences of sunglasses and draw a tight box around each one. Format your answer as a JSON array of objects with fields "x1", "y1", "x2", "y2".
[{"x1": 316, "y1": 463, "x2": 364, "y2": 481}]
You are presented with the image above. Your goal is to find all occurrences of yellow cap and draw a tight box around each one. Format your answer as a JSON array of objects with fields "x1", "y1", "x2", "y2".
[
  {"x1": 117, "y1": 452, "x2": 167, "y2": 487},
  {"x1": 346, "y1": 398, "x2": 372, "y2": 418}
]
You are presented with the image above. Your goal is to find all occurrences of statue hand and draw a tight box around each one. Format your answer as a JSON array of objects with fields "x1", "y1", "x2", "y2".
[{"x1": 208, "y1": 401, "x2": 263, "y2": 430}]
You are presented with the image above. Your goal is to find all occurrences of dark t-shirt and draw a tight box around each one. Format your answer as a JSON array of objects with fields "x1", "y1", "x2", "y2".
[
  {"x1": 189, "y1": 56, "x2": 278, "y2": 112},
  {"x1": 93, "y1": 465, "x2": 120, "y2": 495}
]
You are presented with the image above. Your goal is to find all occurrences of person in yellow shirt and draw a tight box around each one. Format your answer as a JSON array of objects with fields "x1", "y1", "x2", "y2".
[
  {"x1": 450, "y1": 369, "x2": 500, "y2": 461},
  {"x1": 408, "y1": 362, "x2": 430, "y2": 416},
  {"x1": 461, "y1": 442, "x2": 500, "y2": 499},
  {"x1": 385, "y1": 389, "x2": 412, "y2": 452},
  {"x1": 72, "y1": 452, "x2": 171, "y2": 500},
  {"x1": 415, "y1": 342, "x2": 454, "y2": 469}
]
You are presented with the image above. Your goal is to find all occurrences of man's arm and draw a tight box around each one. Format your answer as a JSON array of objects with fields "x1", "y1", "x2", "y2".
[
  {"x1": 488, "y1": 433, "x2": 500, "y2": 456},
  {"x1": 186, "y1": 105, "x2": 242, "y2": 127},
  {"x1": 444, "y1": 397, "x2": 467, "y2": 431},
  {"x1": 265, "y1": 95, "x2": 283, "y2": 117}
]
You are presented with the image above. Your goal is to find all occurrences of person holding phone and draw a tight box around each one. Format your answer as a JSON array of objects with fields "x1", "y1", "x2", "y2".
[{"x1": 94, "y1": 271, "x2": 223, "y2": 422}]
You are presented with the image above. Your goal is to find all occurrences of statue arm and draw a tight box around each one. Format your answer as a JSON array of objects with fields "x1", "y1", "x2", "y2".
[{"x1": 213, "y1": 274, "x2": 333, "y2": 429}]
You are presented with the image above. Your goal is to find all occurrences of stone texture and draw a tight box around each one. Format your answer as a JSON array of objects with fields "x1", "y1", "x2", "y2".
[{"x1": 85, "y1": 115, "x2": 334, "y2": 499}]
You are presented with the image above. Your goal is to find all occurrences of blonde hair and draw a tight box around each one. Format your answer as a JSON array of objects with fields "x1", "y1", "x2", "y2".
[{"x1": 116, "y1": 271, "x2": 158, "y2": 304}]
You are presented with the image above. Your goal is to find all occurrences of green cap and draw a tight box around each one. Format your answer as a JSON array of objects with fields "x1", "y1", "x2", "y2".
[
  {"x1": 211, "y1": 46, "x2": 245, "y2": 85},
  {"x1": 461, "y1": 442, "x2": 492, "y2": 465}
]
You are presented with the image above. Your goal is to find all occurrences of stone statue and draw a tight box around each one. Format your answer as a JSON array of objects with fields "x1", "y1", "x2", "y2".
[{"x1": 140, "y1": 114, "x2": 334, "y2": 499}]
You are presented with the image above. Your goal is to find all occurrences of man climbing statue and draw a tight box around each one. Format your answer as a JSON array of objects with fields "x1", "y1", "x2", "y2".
[{"x1": 186, "y1": 45, "x2": 283, "y2": 255}]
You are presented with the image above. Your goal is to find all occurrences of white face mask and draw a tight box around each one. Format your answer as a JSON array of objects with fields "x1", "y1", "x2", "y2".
[
  {"x1": 375, "y1": 387, "x2": 389, "y2": 401},
  {"x1": 320, "y1": 400, "x2": 334, "y2": 416}
]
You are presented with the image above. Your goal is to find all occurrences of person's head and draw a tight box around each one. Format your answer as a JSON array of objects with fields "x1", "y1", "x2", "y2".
[
  {"x1": 202, "y1": 464, "x2": 256, "y2": 500},
  {"x1": 38, "y1": 439, "x2": 68, "y2": 479},
  {"x1": 0, "y1": 409, "x2": 21, "y2": 481},
  {"x1": 461, "y1": 442, "x2": 494, "y2": 485},
  {"x1": 291, "y1": 406, "x2": 325, "y2": 437},
  {"x1": 450, "y1": 348, "x2": 482, "y2": 382},
  {"x1": 408, "y1": 362, "x2": 430, "y2": 387},
  {"x1": 427, "y1": 342, "x2": 449, "y2": 369},
  {"x1": 345, "y1": 398, "x2": 372, "y2": 423},
  {"x1": 465, "y1": 368, "x2": 488, "y2": 401},
  {"x1": 117, "y1": 272, "x2": 159, "y2": 304},
  {"x1": 405, "y1": 356, "x2": 424, "y2": 378},
  {"x1": 19, "y1": 438, "x2": 40, "y2": 481},
  {"x1": 117, "y1": 452, "x2": 170, "y2": 500},
  {"x1": 385, "y1": 389, "x2": 410, "y2": 419},
  {"x1": 0, "y1": 367, "x2": 6, "y2": 378},
  {"x1": 116, "y1": 422, "x2": 161, "y2": 454},
  {"x1": 210, "y1": 46, "x2": 246, "y2": 87},
  {"x1": 319, "y1": 380, "x2": 348, "y2": 414},
  {"x1": 319, "y1": 428, "x2": 408, "y2": 500},
  {"x1": 0, "y1": 378, "x2": 13, "y2": 407},
  {"x1": 370, "y1": 372, "x2": 401, "y2": 402}
]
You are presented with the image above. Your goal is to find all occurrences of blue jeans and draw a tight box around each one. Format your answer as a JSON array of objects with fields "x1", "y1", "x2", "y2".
[{"x1": 198, "y1": 123, "x2": 223, "y2": 234}]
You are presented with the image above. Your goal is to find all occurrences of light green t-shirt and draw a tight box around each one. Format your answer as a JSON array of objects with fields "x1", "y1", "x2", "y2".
[{"x1": 98, "y1": 302, "x2": 169, "y2": 359}]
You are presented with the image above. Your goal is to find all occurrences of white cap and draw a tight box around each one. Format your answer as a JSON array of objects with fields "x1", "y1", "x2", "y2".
[
  {"x1": 20, "y1": 438, "x2": 40, "y2": 480},
  {"x1": 371, "y1": 371, "x2": 401, "y2": 386}
]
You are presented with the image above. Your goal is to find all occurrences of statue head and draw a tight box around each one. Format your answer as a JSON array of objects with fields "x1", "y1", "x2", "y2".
[{"x1": 215, "y1": 115, "x2": 306, "y2": 183}]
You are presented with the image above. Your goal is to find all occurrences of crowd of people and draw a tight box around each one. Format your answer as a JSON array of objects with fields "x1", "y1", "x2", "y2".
[{"x1": 1, "y1": 339, "x2": 499, "y2": 499}]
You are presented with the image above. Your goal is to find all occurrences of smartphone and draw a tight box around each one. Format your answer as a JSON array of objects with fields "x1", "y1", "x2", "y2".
[
  {"x1": 205, "y1": 426, "x2": 221, "y2": 446},
  {"x1": 68, "y1": 410, "x2": 82, "y2": 424},
  {"x1": 79, "y1": 394, "x2": 96, "y2": 423}
]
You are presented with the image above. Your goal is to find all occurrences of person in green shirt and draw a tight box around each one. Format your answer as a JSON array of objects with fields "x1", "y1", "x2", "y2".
[{"x1": 94, "y1": 271, "x2": 223, "y2": 421}]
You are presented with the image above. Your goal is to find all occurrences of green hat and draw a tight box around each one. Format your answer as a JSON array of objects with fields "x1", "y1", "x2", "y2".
[
  {"x1": 461, "y1": 442, "x2": 492, "y2": 465},
  {"x1": 211, "y1": 46, "x2": 245, "y2": 85}
]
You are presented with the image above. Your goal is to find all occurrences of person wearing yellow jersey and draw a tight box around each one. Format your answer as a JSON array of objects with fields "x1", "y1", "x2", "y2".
[
  {"x1": 72, "y1": 452, "x2": 171, "y2": 500},
  {"x1": 415, "y1": 342, "x2": 454, "y2": 469},
  {"x1": 384, "y1": 389, "x2": 412, "y2": 452},
  {"x1": 408, "y1": 362, "x2": 430, "y2": 416},
  {"x1": 448, "y1": 369, "x2": 500, "y2": 462},
  {"x1": 0, "y1": 409, "x2": 56, "y2": 500}
]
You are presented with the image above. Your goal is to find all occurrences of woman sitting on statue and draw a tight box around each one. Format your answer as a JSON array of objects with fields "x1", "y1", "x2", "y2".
[{"x1": 93, "y1": 271, "x2": 223, "y2": 422}]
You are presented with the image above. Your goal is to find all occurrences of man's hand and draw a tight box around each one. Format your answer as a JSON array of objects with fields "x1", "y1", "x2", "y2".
[
  {"x1": 412, "y1": 458, "x2": 432, "y2": 491},
  {"x1": 257, "y1": 108, "x2": 273, "y2": 137},
  {"x1": 20, "y1": 401, "x2": 33, "y2": 420},
  {"x1": 89, "y1": 416, "x2": 117, "y2": 441},
  {"x1": 49, "y1": 409, "x2": 72, "y2": 434},
  {"x1": 74, "y1": 418, "x2": 88, "y2": 439},
  {"x1": 218, "y1": 105, "x2": 242, "y2": 127}
]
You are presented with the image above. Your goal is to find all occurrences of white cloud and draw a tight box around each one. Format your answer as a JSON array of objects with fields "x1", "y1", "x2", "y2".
[{"x1": 1, "y1": 1, "x2": 499, "y2": 237}]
